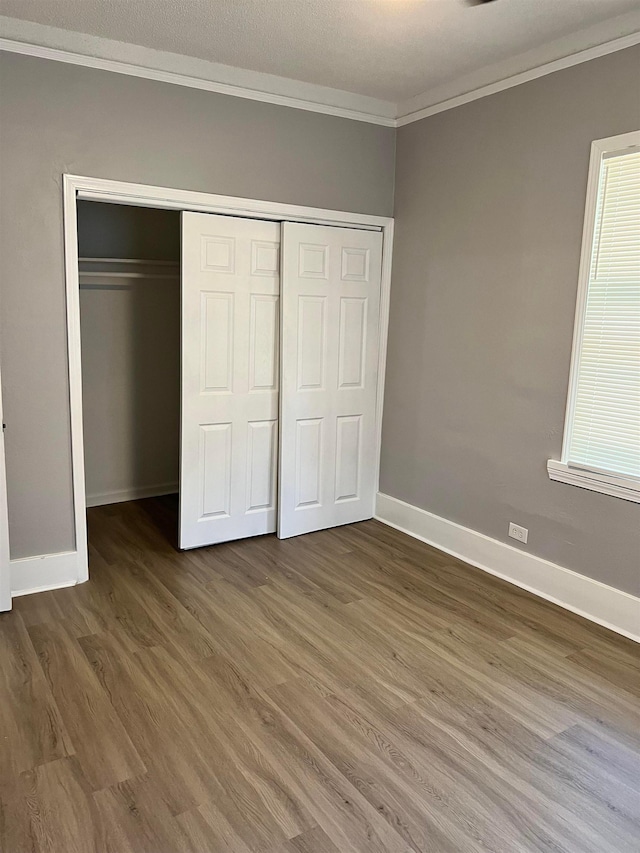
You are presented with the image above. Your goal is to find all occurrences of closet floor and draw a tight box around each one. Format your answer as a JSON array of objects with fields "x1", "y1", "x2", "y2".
[{"x1": 2, "y1": 497, "x2": 639, "y2": 852}]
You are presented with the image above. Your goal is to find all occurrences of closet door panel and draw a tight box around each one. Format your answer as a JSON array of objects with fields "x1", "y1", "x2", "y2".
[
  {"x1": 249, "y1": 294, "x2": 279, "y2": 391},
  {"x1": 246, "y1": 419, "x2": 278, "y2": 513},
  {"x1": 180, "y1": 212, "x2": 280, "y2": 549},
  {"x1": 200, "y1": 423, "x2": 232, "y2": 518},
  {"x1": 200, "y1": 291, "x2": 234, "y2": 392},
  {"x1": 279, "y1": 223, "x2": 382, "y2": 539}
]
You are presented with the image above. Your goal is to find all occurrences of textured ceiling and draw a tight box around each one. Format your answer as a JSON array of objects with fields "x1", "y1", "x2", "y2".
[{"x1": 2, "y1": 0, "x2": 639, "y2": 102}]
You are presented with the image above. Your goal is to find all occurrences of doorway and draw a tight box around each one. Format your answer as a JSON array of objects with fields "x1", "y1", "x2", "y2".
[
  {"x1": 64, "y1": 175, "x2": 394, "y2": 583},
  {"x1": 77, "y1": 200, "x2": 181, "y2": 550},
  {"x1": 79, "y1": 202, "x2": 180, "y2": 505}
]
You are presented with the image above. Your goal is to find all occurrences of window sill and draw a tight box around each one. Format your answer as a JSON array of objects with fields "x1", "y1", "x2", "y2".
[{"x1": 547, "y1": 460, "x2": 640, "y2": 504}]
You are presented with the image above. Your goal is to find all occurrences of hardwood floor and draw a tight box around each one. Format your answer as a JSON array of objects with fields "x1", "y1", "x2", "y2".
[{"x1": 2, "y1": 496, "x2": 639, "y2": 852}]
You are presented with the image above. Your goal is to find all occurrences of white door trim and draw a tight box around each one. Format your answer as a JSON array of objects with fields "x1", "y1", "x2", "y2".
[
  {"x1": 0, "y1": 361, "x2": 11, "y2": 610},
  {"x1": 63, "y1": 174, "x2": 394, "y2": 584}
]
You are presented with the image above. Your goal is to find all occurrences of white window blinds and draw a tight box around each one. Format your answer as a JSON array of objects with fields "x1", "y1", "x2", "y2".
[{"x1": 567, "y1": 147, "x2": 640, "y2": 480}]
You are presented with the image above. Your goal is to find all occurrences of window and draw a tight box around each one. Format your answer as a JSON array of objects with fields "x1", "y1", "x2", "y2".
[{"x1": 548, "y1": 131, "x2": 640, "y2": 503}]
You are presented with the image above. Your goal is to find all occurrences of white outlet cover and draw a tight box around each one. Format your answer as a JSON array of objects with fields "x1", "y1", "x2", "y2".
[{"x1": 508, "y1": 522, "x2": 529, "y2": 544}]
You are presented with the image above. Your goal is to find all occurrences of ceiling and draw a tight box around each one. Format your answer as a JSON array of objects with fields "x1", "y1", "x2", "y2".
[{"x1": 3, "y1": 0, "x2": 640, "y2": 103}]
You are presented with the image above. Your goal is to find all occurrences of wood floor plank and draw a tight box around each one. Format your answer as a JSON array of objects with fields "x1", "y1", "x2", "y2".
[
  {"x1": 11, "y1": 588, "x2": 66, "y2": 629},
  {"x1": 335, "y1": 521, "x2": 610, "y2": 656},
  {"x1": 329, "y1": 681, "x2": 604, "y2": 853},
  {"x1": 255, "y1": 582, "x2": 428, "y2": 707},
  {"x1": 400, "y1": 623, "x2": 580, "y2": 738},
  {"x1": 334, "y1": 682, "x2": 568, "y2": 852},
  {"x1": 566, "y1": 644, "x2": 640, "y2": 697},
  {"x1": 255, "y1": 540, "x2": 367, "y2": 605},
  {"x1": 153, "y1": 645, "x2": 317, "y2": 844},
  {"x1": 0, "y1": 615, "x2": 73, "y2": 777},
  {"x1": 14, "y1": 757, "x2": 101, "y2": 853},
  {"x1": 283, "y1": 825, "x2": 342, "y2": 852},
  {"x1": 500, "y1": 635, "x2": 640, "y2": 743},
  {"x1": 552, "y1": 722, "x2": 640, "y2": 793},
  {"x1": 392, "y1": 700, "x2": 631, "y2": 853},
  {"x1": 93, "y1": 548, "x2": 219, "y2": 660},
  {"x1": 1, "y1": 497, "x2": 637, "y2": 853},
  {"x1": 193, "y1": 662, "x2": 414, "y2": 852},
  {"x1": 268, "y1": 678, "x2": 487, "y2": 853},
  {"x1": 27, "y1": 621, "x2": 146, "y2": 791},
  {"x1": 185, "y1": 543, "x2": 272, "y2": 590},
  {"x1": 163, "y1": 574, "x2": 303, "y2": 688},
  {"x1": 92, "y1": 773, "x2": 199, "y2": 853},
  {"x1": 78, "y1": 631, "x2": 238, "y2": 817},
  {"x1": 329, "y1": 548, "x2": 521, "y2": 643},
  {"x1": 402, "y1": 686, "x2": 640, "y2": 852},
  {"x1": 175, "y1": 802, "x2": 256, "y2": 853}
]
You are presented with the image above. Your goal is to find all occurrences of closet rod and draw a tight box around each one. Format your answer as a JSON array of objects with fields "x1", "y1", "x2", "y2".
[
  {"x1": 79, "y1": 257, "x2": 179, "y2": 266},
  {"x1": 80, "y1": 271, "x2": 179, "y2": 280}
]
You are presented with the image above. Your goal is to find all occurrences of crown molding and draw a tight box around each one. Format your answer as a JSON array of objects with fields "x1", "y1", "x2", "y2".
[
  {"x1": 0, "y1": 17, "x2": 397, "y2": 127},
  {"x1": 397, "y1": 14, "x2": 640, "y2": 126},
  {"x1": 1, "y1": 14, "x2": 639, "y2": 129}
]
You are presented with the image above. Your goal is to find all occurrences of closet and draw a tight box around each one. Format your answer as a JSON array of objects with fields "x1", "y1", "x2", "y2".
[
  {"x1": 78, "y1": 201, "x2": 383, "y2": 551},
  {"x1": 78, "y1": 202, "x2": 181, "y2": 511}
]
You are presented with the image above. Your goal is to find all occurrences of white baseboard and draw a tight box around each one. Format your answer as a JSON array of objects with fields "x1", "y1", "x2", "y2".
[
  {"x1": 375, "y1": 492, "x2": 640, "y2": 643},
  {"x1": 10, "y1": 550, "x2": 81, "y2": 597},
  {"x1": 86, "y1": 482, "x2": 178, "y2": 508}
]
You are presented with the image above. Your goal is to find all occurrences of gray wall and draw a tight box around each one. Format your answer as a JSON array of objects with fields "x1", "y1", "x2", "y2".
[
  {"x1": 0, "y1": 52, "x2": 395, "y2": 560},
  {"x1": 78, "y1": 203, "x2": 180, "y2": 505},
  {"x1": 3, "y1": 46, "x2": 637, "y2": 594},
  {"x1": 381, "y1": 45, "x2": 640, "y2": 595}
]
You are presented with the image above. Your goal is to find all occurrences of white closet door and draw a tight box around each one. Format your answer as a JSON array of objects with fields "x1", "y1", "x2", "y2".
[
  {"x1": 278, "y1": 223, "x2": 382, "y2": 539},
  {"x1": 180, "y1": 212, "x2": 280, "y2": 549}
]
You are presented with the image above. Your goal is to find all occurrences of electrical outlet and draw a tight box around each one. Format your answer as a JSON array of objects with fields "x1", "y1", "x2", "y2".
[{"x1": 508, "y1": 522, "x2": 528, "y2": 544}]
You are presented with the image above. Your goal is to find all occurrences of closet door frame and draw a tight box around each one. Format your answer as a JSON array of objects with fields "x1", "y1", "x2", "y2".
[
  {"x1": 62, "y1": 174, "x2": 394, "y2": 586},
  {"x1": 0, "y1": 360, "x2": 11, "y2": 610}
]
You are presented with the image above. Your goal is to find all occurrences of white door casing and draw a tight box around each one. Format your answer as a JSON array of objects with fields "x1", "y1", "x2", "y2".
[
  {"x1": 180, "y1": 212, "x2": 280, "y2": 548},
  {"x1": 0, "y1": 364, "x2": 11, "y2": 611},
  {"x1": 60, "y1": 175, "x2": 393, "y2": 584},
  {"x1": 279, "y1": 223, "x2": 382, "y2": 539}
]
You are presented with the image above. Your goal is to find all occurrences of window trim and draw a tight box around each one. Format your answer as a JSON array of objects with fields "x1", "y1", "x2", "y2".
[{"x1": 549, "y1": 130, "x2": 640, "y2": 503}]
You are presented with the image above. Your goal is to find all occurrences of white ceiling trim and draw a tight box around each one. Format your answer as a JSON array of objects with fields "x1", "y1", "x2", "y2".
[
  {"x1": 1, "y1": 15, "x2": 639, "y2": 129},
  {"x1": 0, "y1": 17, "x2": 397, "y2": 126},
  {"x1": 397, "y1": 29, "x2": 640, "y2": 127},
  {"x1": 0, "y1": 39, "x2": 396, "y2": 126}
]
